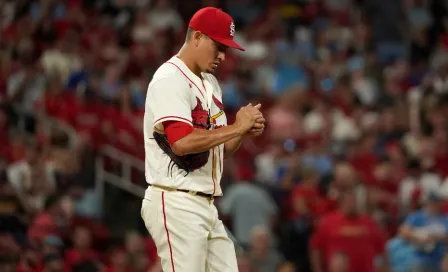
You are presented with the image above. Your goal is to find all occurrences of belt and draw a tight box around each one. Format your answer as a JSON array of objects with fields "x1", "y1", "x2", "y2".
[{"x1": 150, "y1": 184, "x2": 214, "y2": 200}]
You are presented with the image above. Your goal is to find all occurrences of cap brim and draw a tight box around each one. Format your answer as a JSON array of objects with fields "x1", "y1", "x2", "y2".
[{"x1": 211, "y1": 36, "x2": 245, "y2": 51}]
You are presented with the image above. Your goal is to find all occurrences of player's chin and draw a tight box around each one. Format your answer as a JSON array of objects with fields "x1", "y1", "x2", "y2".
[
  {"x1": 205, "y1": 67, "x2": 217, "y2": 74},
  {"x1": 206, "y1": 63, "x2": 218, "y2": 74}
]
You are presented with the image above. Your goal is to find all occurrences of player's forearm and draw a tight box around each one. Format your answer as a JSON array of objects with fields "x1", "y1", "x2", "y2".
[
  {"x1": 224, "y1": 135, "x2": 244, "y2": 158},
  {"x1": 172, "y1": 125, "x2": 244, "y2": 156}
]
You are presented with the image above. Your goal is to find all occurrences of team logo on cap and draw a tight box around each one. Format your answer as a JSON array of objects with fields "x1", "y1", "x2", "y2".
[{"x1": 230, "y1": 22, "x2": 235, "y2": 37}]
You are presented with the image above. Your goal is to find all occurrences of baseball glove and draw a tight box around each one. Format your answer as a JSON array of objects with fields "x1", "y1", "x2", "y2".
[{"x1": 153, "y1": 131, "x2": 209, "y2": 175}]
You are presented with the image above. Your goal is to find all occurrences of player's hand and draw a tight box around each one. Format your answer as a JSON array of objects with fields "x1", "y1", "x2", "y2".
[
  {"x1": 247, "y1": 116, "x2": 265, "y2": 137},
  {"x1": 247, "y1": 103, "x2": 265, "y2": 137},
  {"x1": 234, "y1": 103, "x2": 263, "y2": 134}
]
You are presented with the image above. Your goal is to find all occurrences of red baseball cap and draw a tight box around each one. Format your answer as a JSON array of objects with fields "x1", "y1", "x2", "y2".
[{"x1": 189, "y1": 7, "x2": 245, "y2": 51}]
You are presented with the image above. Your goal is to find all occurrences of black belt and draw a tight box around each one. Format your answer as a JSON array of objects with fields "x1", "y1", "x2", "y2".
[
  {"x1": 177, "y1": 189, "x2": 214, "y2": 200},
  {"x1": 150, "y1": 185, "x2": 214, "y2": 200}
]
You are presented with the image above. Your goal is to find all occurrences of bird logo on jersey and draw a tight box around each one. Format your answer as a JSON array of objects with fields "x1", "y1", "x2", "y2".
[
  {"x1": 154, "y1": 96, "x2": 211, "y2": 175},
  {"x1": 191, "y1": 97, "x2": 211, "y2": 129}
]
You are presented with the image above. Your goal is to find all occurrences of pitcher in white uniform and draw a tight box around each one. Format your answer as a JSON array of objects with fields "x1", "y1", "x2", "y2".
[{"x1": 140, "y1": 6, "x2": 266, "y2": 272}]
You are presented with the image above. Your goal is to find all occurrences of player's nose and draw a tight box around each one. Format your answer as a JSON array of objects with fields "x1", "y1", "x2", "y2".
[{"x1": 217, "y1": 52, "x2": 225, "y2": 62}]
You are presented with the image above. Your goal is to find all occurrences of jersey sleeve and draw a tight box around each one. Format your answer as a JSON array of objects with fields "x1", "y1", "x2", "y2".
[
  {"x1": 147, "y1": 77, "x2": 193, "y2": 129},
  {"x1": 163, "y1": 121, "x2": 194, "y2": 146}
]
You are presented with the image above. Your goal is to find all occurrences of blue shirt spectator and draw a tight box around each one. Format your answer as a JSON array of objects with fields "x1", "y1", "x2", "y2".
[
  {"x1": 386, "y1": 236, "x2": 417, "y2": 272},
  {"x1": 403, "y1": 208, "x2": 448, "y2": 268},
  {"x1": 301, "y1": 153, "x2": 333, "y2": 176}
]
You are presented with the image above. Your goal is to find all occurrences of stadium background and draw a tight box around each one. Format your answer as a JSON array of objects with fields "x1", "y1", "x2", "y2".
[{"x1": 2, "y1": 0, "x2": 448, "y2": 271}]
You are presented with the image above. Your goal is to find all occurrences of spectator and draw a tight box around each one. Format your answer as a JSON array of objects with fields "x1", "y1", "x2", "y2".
[
  {"x1": 237, "y1": 254, "x2": 254, "y2": 272},
  {"x1": 147, "y1": 0, "x2": 184, "y2": 33},
  {"x1": 328, "y1": 252, "x2": 349, "y2": 272},
  {"x1": 254, "y1": 144, "x2": 285, "y2": 187},
  {"x1": 124, "y1": 230, "x2": 156, "y2": 271},
  {"x1": 442, "y1": 252, "x2": 448, "y2": 272},
  {"x1": 275, "y1": 150, "x2": 301, "y2": 191},
  {"x1": 41, "y1": 253, "x2": 66, "y2": 272},
  {"x1": 399, "y1": 192, "x2": 448, "y2": 271},
  {"x1": 42, "y1": 235, "x2": 64, "y2": 256},
  {"x1": 7, "y1": 64, "x2": 46, "y2": 112},
  {"x1": 277, "y1": 261, "x2": 296, "y2": 272},
  {"x1": 327, "y1": 162, "x2": 366, "y2": 213},
  {"x1": 7, "y1": 144, "x2": 55, "y2": 205},
  {"x1": 290, "y1": 168, "x2": 329, "y2": 222},
  {"x1": 310, "y1": 190, "x2": 387, "y2": 272},
  {"x1": 0, "y1": 156, "x2": 27, "y2": 239},
  {"x1": 99, "y1": 65, "x2": 124, "y2": 101},
  {"x1": 399, "y1": 159, "x2": 441, "y2": 213},
  {"x1": 27, "y1": 194, "x2": 72, "y2": 246},
  {"x1": 248, "y1": 226, "x2": 284, "y2": 272},
  {"x1": 17, "y1": 244, "x2": 41, "y2": 272},
  {"x1": 40, "y1": 37, "x2": 82, "y2": 83},
  {"x1": 104, "y1": 248, "x2": 130, "y2": 272},
  {"x1": 131, "y1": 9, "x2": 155, "y2": 44},
  {"x1": 219, "y1": 179, "x2": 277, "y2": 249},
  {"x1": 386, "y1": 235, "x2": 416, "y2": 272},
  {"x1": 301, "y1": 136, "x2": 333, "y2": 176},
  {"x1": 64, "y1": 225, "x2": 99, "y2": 269}
]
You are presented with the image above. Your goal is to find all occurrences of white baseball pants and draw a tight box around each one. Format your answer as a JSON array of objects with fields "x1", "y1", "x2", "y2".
[{"x1": 141, "y1": 187, "x2": 238, "y2": 272}]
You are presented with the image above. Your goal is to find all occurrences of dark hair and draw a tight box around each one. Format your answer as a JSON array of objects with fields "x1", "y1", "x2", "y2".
[
  {"x1": 407, "y1": 158, "x2": 421, "y2": 170},
  {"x1": 44, "y1": 194, "x2": 62, "y2": 211},
  {"x1": 50, "y1": 130, "x2": 70, "y2": 148},
  {"x1": 185, "y1": 27, "x2": 195, "y2": 42}
]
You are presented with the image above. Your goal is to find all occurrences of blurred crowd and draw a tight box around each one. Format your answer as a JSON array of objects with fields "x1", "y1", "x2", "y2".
[{"x1": 2, "y1": 0, "x2": 448, "y2": 271}]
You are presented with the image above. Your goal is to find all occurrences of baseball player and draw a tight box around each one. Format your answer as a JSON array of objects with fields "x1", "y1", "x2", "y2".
[{"x1": 140, "y1": 6, "x2": 265, "y2": 272}]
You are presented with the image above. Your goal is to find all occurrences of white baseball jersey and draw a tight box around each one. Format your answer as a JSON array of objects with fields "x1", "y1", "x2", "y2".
[{"x1": 143, "y1": 56, "x2": 227, "y2": 199}]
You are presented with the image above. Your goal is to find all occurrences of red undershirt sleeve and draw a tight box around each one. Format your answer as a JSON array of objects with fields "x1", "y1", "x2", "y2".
[{"x1": 163, "y1": 121, "x2": 194, "y2": 147}]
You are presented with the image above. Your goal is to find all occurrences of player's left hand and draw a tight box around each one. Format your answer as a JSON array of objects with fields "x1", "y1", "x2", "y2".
[
  {"x1": 246, "y1": 103, "x2": 265, "y2": 137},
  {"x1": 248, "y1": 126, "x2": 264, "y2": 136}
]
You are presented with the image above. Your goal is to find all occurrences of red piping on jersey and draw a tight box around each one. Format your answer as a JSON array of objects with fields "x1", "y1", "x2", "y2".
[
  {"x1": 212, "y1": 148, "x2": 216, "y2": 195},
  {"x1": 162, "y1": 192, "x2": 176, "y2": 272},
  {"x1": 218, "y1": 146, "x2": 222, "y2": 174},
  {"x1": 204, "y1": 79, "x2": 216, "y2": 195},
  {"x1": 155, "y1": 116, "x2": 192, "y2": 126},
  {"x1": 166, "y1": 62, "x2": 205, "y2": 99}
]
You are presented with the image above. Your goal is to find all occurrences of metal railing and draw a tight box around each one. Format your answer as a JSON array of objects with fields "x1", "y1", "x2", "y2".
[
  {"x1": 95, "y1": 145, "x2": 146, "y2": 205},
  {"x1": 12, "y1": 105, "x2": 146, "y2": 208},
  {"x1": 13, "y1": 106, "x2": 78, "y2": 147}
]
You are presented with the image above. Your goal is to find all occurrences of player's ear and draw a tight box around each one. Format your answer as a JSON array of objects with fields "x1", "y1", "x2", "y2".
[
  {"x1": 193, "y1": 31, "x2": 203, "y2": 47},
  {"x1": 193, "y1": 31, "x2": 207, "y2": 47}
]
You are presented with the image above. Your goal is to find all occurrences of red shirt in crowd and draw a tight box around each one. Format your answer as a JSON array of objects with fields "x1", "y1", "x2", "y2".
[
  {"x1": 349, "y1": 152, "x2": 378, "y2": 184},
  {"x1": 290, "y1": 183, "x2": 332, "y2": 220},
  {"x1": 27, "y1": 212, "x2": 60, "y2": 244},
  {"x1": 64, "y1": 248, "x2": 100, "y2": 268},
  {"x1": 435, "y1": 151, "x2": 448, "y2": 178},
  {"x1": 145, "y1": 237, "x2": 158, "y2": 264},
  {"x1": 310, "y1": 211, "x2": 386, "y2": 272}
]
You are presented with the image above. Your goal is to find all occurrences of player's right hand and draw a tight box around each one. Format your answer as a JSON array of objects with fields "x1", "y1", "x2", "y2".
[{"x1": 234, "y1": 103, "x2": 263, "y2": 134}]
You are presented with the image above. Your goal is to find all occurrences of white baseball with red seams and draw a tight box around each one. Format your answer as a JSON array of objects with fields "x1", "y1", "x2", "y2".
[{"x1": 141, "y1": 55, "x2": 238, "y2": 272}]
